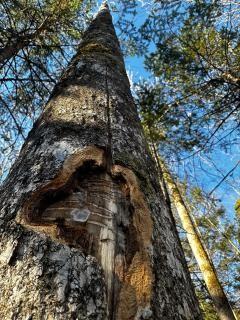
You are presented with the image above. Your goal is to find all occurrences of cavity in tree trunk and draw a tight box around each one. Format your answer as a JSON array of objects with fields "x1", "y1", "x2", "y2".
[
  {"x1": 158, "y1": 158, "x2": 237, "y2": 320},
  {"x1": 0, "y1": 3, "x2": 202, "y2": 319}
]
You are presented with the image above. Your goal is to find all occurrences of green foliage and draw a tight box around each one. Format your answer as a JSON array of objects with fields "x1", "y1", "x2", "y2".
[
  {"x1": 135, "y1": 81, "x2": 206, "y2": 159},
  {"x1": 139, "y1": 0, "x2": 240, "y2": 156},
  {"x1": 196, "y1": 291, "x2": 219, "y2": 320},
  {"x1": 235, "y1": 199, "x2": 240, "y2": 216}
]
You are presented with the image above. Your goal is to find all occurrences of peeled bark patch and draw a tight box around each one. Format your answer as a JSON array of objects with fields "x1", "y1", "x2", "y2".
[{"x1": 16, "y1": 147, "x2": 153, "y2": 319}]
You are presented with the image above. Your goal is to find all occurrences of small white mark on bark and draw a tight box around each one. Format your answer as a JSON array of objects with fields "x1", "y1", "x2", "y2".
[
  {"x1": 76, "y1": 61, "x2": 84, "y2": 69},
  {"x1": 0, "y1": 239, "x2": 18, "y2": 264},
  {"x1": 106, "y1": 199, "x2": 118, "y2": 214},
  {"x1": 71, "y1": 208, "x2": 91, "y2": 223},
  {"x1": 55, "y1": 264, "x2": 70, "y2": 302},
  {"x1": 87, "y1": 298, "x2": 96, "y2": 315},
  {"x1": 91, "y1": 63, "x2": 106, "y2": 74},
  {"x1": 135, "y1": 305, "x2": 153, "y2": 319},
  {"x1": 52, "y1": 141, "x2": 74, "y2": 162}
]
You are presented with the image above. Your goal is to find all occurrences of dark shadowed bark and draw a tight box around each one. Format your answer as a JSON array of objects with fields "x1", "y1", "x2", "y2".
[{"x1": 0, "y1": 3, "x2": 202, "y2": 319}]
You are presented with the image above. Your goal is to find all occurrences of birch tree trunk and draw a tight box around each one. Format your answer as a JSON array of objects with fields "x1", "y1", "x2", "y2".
[
  {"x1": 159, "y1": 159, "x2": 237, "y2": 320},
  {"x1": 0, "y1": 3, "x2": 202, "y2": 319}
]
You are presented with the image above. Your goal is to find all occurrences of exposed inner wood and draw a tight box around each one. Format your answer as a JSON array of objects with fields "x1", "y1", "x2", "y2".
[{"x1": 18, "y1": 154, "x2": 153, "y2": 320}]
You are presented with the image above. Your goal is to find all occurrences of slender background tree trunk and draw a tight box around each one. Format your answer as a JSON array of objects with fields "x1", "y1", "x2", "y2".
[
  {"x1": 158, "y1": 157, "x2": 237, "y2": 320},
  {"x1": 0, "y1": 3, "x2": 202, "y2": 319}
]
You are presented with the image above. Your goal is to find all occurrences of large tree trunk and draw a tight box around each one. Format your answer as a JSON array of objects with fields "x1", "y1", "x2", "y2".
[
  {"x1": 158, "y1": 158, "x2": 237, "y2": 320},
  {"x1": 0, "y1": 3, "x2": 202, "y2": 319}
]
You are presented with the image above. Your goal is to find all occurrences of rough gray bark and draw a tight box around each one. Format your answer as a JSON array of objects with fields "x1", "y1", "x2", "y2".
[{"x1": 0, "y1": 3, "x2": 202, "y2": 319}]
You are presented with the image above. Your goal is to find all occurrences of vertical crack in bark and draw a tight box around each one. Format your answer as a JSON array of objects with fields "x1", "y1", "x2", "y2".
[
  {"x1": 105, "y1": 65, "x2": 116, "y2": 320},
  {"x1": 105, "y1": 64, "x2": 113, "y2": 172}
]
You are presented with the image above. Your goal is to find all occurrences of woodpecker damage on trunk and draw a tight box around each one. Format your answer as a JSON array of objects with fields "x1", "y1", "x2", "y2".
[
  {"x1": 0, "y1": 2, "x2": 202, "y2": 319},
  {"x1": 16, "y1": 146, "x2": 153, "y2": 318}
]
